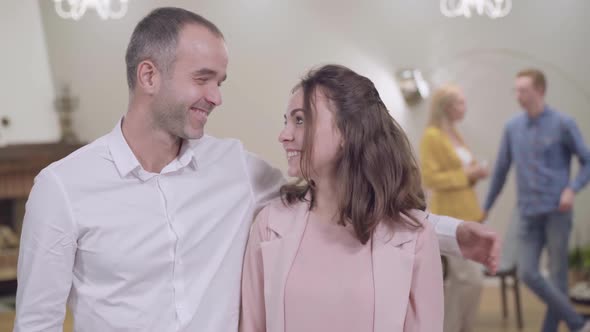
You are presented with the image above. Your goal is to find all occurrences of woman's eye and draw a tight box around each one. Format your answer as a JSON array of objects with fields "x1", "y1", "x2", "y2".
[{"x1": 295, "y1": 117, "x2": 304, "y2": 125}]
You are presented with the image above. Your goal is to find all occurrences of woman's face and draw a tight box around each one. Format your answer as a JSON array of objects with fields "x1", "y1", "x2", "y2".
[
  {"x1": 446, "y1": 90, "x2": 467, "y2": 122},
  {"x1": 278, "y1": 88, "x2": 343, "y2": 179}
]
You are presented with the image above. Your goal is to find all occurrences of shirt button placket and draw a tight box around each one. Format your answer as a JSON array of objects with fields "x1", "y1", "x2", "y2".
[{"x1": 156, "y1": 176, "x2": 185, "y2": 328}]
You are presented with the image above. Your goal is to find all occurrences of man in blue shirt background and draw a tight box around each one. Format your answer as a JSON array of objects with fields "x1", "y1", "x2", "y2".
[{"x1": 484, "y1": 69, "x2": 590, "y2": 332}]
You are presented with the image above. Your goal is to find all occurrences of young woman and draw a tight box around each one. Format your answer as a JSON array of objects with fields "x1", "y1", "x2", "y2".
[
  {"x1": 420, "y1": 84, "x2": 488, "y2": 332},
  {"x1": 240, "y1": 65, "x2": 443, "y2": 332}
]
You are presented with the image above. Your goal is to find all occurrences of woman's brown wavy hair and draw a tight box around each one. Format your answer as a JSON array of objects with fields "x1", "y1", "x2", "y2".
[{"x1": 280, "y1": 64, "x2": 426, "y2": 244}]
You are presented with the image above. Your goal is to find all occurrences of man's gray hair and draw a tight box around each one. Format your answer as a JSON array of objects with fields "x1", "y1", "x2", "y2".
[{"x1": 125, "y1": 7, "x2": 224, "y2": 89}]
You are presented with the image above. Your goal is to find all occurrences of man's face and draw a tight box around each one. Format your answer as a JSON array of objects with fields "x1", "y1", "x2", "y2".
[
  {"x1": 152, "y1": 24, "x2": 228, "y2": 140},
  {"x1": 514, "y1": 76, "x2": 543, "y2": 112}
]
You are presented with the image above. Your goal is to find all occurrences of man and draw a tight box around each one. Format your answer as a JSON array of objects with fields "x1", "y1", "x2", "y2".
[
  {"x1": 15, "y1": 7, "x2": 499, "y2": 332},
  {"x1": 484, "y1": 69, "x2": 590, "y2": 332}
]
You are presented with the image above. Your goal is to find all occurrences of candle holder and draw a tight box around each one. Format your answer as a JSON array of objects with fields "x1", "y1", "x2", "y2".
[{"x1": 54, "y1": 85, "x2": 79, "y2": 144}]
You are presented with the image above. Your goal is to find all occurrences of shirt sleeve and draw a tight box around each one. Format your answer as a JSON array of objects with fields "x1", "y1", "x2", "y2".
[
  {"x1": 245, "y1": 152, "x2": 286, "y2": 212},
  {"x1": 563, "y1": 118, "x2": 590, "y2": 192},
  {"x1": 426, "y1": 213, "x2": 462, "y2": 257},
  {"x1": 14, "y1": 169, "x2": 77, "y2": 332},
  {"x1": 484, "y1": 125, "x2": 513, "y2": 211}
]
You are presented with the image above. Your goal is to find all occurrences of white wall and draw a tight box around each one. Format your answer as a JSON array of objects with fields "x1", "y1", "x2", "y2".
[
  {"x1": 0, "y1": 1, "x2": 58, "y2": 144},
  {"x1": 36, "y1": 0, "x2": 590, "y2": 245}
]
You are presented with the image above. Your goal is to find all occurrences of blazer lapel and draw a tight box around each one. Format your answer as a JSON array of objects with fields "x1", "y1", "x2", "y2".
[
  {"x1": 372, "y1": 222, "x2": 417, "y2": 332},
  {"x1": 260, "y1": 201, "x2": 309, "y2": 332},
  {"x1": 259, "y1": 203, "x2": 423, "y2": 332}
]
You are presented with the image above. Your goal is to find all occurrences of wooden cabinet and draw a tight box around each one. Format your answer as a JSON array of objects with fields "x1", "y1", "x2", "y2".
[{"x1": 0, "y1": 143, "x2": 83, "y2": 281}]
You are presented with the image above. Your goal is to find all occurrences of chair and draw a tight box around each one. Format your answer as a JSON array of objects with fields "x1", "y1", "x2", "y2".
[{"x1": 485, "y1": 266, "x2": 524, "y2": 330}]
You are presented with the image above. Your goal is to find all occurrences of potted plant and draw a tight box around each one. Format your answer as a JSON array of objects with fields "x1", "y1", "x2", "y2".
[
  {"x1": 569, "y1": 245, "x2": 590, "y2": 304},
  {"x1": 570, "y1": 246, "x2": 590, "y2": 281}
]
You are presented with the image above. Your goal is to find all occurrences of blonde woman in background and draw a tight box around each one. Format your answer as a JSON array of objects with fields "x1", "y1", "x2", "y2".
[{"x1": 420, "y1": 84, "x2": 488, "y2": 332}]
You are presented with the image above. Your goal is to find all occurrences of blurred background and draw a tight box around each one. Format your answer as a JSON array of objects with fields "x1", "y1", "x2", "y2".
[{"x1": 0, "y1": 1, "x2": 588, "y2": 331}]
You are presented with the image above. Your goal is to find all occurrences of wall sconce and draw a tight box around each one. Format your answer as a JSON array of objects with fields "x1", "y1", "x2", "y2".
[{"x1": 395, "y1": 69, "x2": 430, "y2": 106}]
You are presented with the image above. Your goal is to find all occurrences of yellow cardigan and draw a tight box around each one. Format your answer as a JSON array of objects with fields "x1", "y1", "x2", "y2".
[{"x1": 419, "y1": 126, "x2": 483, "y2": 222}]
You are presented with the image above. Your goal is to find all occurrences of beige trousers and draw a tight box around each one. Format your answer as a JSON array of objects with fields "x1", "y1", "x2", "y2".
[{"x1": 443, "y1": 255, "x2": 484, "y2": 332}]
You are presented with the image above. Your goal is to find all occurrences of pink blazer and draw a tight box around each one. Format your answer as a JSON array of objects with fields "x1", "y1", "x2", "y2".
[{"x1": 240, "y1": 198, "x2": 444, "y2": 332}]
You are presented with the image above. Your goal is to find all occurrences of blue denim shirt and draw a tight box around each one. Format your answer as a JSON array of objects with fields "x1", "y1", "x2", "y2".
[{"x1": 484, "y1": 106, "x2": 590, "y2": 217}]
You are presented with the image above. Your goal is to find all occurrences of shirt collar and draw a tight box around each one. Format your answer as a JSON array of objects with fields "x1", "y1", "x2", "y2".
[
  {"x1": 108, "y1": 118, "x2": 141, "y2": 178},
  {"x1": 526, "y1": 105, "x2": 549, "y2": 126},
  {"x1": 108, "y1": 117, "x2": 198, "y2": 179},
  {"x1": 162, "y1": 139, "x2": 198, "y2": 173}
]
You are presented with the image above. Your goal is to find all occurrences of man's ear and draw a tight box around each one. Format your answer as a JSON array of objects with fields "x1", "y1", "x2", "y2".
[{"x1": 136, "y1": 60, "x2": 161, "y2": 95}]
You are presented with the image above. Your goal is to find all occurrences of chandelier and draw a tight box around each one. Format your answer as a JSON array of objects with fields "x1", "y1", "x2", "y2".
[
  {"x1": 440, "y1": 0, "x2": 512, "y2": 19},
  {"x1": 53, "y1": 0, "x2": 129, "y2": 21}
]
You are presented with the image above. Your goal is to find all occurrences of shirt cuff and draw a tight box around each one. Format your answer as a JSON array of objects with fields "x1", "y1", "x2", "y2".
[
  {"x1": 569, "y1": 182, "x2": 581, "y2": 193},
  {"x1": 429, "y1": 213, "x2": 462, "y2": 257}
]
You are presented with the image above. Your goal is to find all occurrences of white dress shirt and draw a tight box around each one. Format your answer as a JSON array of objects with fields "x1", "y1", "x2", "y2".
[{"x1": 15, "y1": 120, "x2": 461, "y2": 332}]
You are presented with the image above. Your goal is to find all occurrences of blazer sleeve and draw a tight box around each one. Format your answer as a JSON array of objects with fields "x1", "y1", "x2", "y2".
[
  {"x1": 420, "y1": 128, "x2": 470, "y2": 191},
  {"x1": 404, "y1": 221, "x2": 444, "y2": 332},
  {"x1": 240, "y1": 206, "x2": 271, "y2": 332}
]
